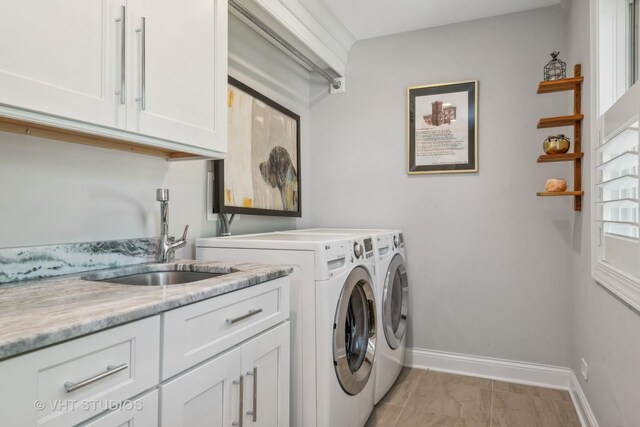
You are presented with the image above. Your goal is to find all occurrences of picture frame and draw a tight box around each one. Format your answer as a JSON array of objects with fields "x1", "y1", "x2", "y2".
[
  {"x1": 407, "y1": 80, "x2": 478, "y2": 174},
  {"x1": 214, "y1": 76, "x2": 301, "y2": 217}
]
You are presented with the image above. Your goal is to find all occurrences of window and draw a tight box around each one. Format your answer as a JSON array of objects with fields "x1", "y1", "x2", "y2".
[{"x1": 594, "y1": 0, "x2": 640, "y2": 310}]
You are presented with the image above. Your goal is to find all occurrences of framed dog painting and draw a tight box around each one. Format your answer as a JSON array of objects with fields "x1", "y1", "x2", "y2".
[{"x1": 213, "y1": 77, "x2": 301, "y2": 217}]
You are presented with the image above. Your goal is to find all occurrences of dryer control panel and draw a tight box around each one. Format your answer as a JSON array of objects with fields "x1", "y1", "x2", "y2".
[{"x1": 393, "y1": 233, "x2": 405, "y2": 250}]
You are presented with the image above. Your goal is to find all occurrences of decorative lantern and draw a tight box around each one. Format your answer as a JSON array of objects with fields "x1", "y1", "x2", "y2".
[{"x1": 544, "y1": 51, "x2": 566, "y2": 81}]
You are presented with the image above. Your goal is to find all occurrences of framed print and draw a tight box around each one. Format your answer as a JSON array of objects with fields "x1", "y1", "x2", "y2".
[
  {"x1": 214, "y1": 76, "x2": 301, "y2": 217},
  {"x1": 407, "y1": 80, "x2": 478, "y2": 174}
]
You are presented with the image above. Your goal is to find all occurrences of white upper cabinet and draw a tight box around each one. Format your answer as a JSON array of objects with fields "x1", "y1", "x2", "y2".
[
  {"x1": 0, "y1": 0, "x2": 125, "y2": 127},
  {"x1": 0, "y1": 0, "x2": 227, "y2": 158},
  {"x1": 126, "y1": 0, "x2": 227, "y2": 152}
]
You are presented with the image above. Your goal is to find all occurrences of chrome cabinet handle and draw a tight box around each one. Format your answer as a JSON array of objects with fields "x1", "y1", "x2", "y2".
[
  {"x1": 64, "y1": 363, "x2": 128, "y2": 393},
  {"x1": 232, "y1": 375, "x2": 244, "y2": 427},
  {"x1": 226, "y1": 309, "x2": 263, "y2": 325},
  {"x1": 114, "y1": 5, "x2": 126, "y2": 104},
  {"x1": 135, "y1": 17, "x2": 146, "y2": 110},
  {"x1": 246, "y1": 367, "x2": 258, "y2": 422}
]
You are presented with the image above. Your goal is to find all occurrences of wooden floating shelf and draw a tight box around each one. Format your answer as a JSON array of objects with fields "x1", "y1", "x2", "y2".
[
  {"x1": 535, "y1": 64, "x2": 583, "y2": 211},
  {"x1": 537, "y1": 76, "x2": 584, "y2": 94},
  {"x1": 537, "y1": 114, "x2": 584, "y2": 129},
  {"x1": 537, "y1": 191, "x2": 585, "y2": 197},
  {"x1": 537, "y1": 152, "x2": 584, "y2": 163}
]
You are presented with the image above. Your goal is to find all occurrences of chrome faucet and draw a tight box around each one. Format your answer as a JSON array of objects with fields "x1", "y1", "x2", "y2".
[
  {"x1": 156, "y1": 189, "x2": 189, "y2": 263},
  {"x1": 218, "y1": 213, "x2": 236, "y2": 236}
]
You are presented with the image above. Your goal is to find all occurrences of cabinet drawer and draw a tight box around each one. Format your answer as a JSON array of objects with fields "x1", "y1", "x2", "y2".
[
  {"x1": 78, "y1": 389, "x2": 158, "y2": 427},
  {"x1": 0, "y1": 316, "x2": 160, "y2": 427},
  {"x1": 162, "y1": 276, "x2": 290, "y2": 379}
]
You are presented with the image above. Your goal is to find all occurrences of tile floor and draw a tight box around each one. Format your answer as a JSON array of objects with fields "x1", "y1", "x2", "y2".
[{"x1": 366, "y1": 368, "x2": 581, "y2": 427}]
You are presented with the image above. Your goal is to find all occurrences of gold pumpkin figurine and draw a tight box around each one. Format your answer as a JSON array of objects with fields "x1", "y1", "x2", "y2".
[{"x1": 543, "y1": 134, "x2": 571, "y2": 154}]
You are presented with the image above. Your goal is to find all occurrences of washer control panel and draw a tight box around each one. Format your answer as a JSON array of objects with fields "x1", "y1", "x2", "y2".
[
  {"x1": 353, "y1": 242, "x2": 363, "y2": 259},
  {"x1": 348, "y1": 238, "x2": 375, "y2": 261},
  {"x1": 363, "y1": 237, "x2": 374, "y2": 260}
]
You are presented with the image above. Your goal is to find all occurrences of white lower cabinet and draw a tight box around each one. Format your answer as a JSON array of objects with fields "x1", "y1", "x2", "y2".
[
  {"x1": 0, "y1": 277, "x2": 290, "y2": 427},
  {"x1": 160, "y1": 321, "x2": 290, "y2": 427}
]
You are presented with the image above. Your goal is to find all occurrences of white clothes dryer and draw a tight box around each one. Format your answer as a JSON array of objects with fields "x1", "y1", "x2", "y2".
[
  {"x1": 196, "y1": 232, "x2": 378, "y2": 427},
  {"x1": 370, "y1": 231, "x2": 408, "y2": 403},
  {"x1": 284, "y1": 229, "x2": 409, "y2": 404}
]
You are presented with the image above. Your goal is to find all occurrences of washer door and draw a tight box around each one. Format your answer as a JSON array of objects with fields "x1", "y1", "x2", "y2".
[
  {"x1": 383, "y1": 254, "x2": 408, "y2": 349},
  {"x1": 333, "y1": 266, "x2": 376, "y2": 395}
]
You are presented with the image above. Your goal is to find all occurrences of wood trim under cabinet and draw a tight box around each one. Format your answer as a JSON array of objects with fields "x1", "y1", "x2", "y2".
[{"x1": 0, "y1": 116, "x2": 210, "y2": 160}]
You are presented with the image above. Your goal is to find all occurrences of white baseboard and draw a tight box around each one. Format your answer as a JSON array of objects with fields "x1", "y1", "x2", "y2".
[
  {"x1": 406, "y1": 347, "x2": 571, "y2": 389},
  {"x1": 405, "y1": 347, "x2": 598, "y2": 427},
  {"x1": 569, "y1": 371, "x2": 600, "y2": 427}
]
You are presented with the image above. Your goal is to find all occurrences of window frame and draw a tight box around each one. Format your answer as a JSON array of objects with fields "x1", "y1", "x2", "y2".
[{"x1": 592, "y1": 0, "x2": 640, "y2": 311}]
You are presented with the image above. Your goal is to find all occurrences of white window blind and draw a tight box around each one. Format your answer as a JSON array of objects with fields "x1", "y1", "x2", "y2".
[
  {"x1": 595, "y1": 81, "x2": 640, "y2": 290},
  {"x1": 596, "y1": 119, "x2": 639, "y2": 239}
]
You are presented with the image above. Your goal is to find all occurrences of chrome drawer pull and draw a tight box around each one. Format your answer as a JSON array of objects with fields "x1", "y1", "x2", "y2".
[
  {"x1": 135, "y1": 17, "x2": 146, "y2": 110},
  {"x1": 226, "y1": 309, "x2": 263, "y2": 325},
  {"x1": 246, "y1": 367, "x2": 258, "y2": 421},
  {"x1": 64, "y1": 363, "x2": 128, "y2": 393},
  {"x1": 114, "y1": 5, "x2": 126, "y2": 104},
  {"x1": 232, "y1": 375, "x2": 244, "y2": 427}
]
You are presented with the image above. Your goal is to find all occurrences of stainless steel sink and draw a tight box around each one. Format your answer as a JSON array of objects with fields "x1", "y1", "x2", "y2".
[{"x1": 97, "y1": 271, "x2": 223, "y2": 286}]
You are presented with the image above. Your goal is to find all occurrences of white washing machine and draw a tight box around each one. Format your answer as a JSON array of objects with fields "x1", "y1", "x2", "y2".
[
  {"x1": 196, "y1": 232, "x2": 378, "y2": 427},
  {"x1": 285, "y1": 229, "x2": 409, "y2": 404}
]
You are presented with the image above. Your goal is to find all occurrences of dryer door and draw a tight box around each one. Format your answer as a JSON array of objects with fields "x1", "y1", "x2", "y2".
[
  {"x1": 333, "y1": 266, "x2": 376, "y2": 395},
  {"x1": 383, "y1": 254, "x2": 409, "y2": 349}
]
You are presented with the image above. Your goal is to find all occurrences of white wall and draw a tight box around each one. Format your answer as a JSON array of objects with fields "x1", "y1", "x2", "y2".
[
  {"x1": 308, "y1": 6, "x2": 574, "y2": 366},
  {"x1": 568, "y1": 0, "x2": 640, "y2": 425},
  {"x1": 0, "y1": 15, "x2": 310, "y2": 257}
]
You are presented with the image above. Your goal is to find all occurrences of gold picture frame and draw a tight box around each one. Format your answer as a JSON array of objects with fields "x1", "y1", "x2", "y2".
[{"x1": 407, "y1": 80, "x2": 478, "y2": 174}]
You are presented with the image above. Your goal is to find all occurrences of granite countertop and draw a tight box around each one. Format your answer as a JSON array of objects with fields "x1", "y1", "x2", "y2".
[{"x1": 0, "y1": 260, "x2": 292, "y2": 360}]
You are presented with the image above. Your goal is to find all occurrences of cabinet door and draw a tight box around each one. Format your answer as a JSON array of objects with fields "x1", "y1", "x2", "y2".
[
  {"x1": 160, "y1": 347, "x2": 242, "y2": 427},
  {"x1": 126, "y1": 0, "x2": 227, "y2": 152},
  {"x1": 0, "y1": 0, "x2": 125, "y2": 127},
  {"x1": 241, "y1": 322, "x2": 290, "y2": 427}
]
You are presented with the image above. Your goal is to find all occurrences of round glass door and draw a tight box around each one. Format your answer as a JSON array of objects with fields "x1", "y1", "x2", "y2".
[
  {"x1": 383, "y1": 254, "x2": 408, "y2": 349},
  {"x1": 333, "y1": 266, "x2": 376, "y2": 395}
]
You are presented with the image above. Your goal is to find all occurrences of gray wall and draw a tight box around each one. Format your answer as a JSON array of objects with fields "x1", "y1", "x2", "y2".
[
  {"x1": 308, "y1": 6, "x2": 574, "y2": 366},
  {"x1": 0, "y1": 15, "x2": 310, "y2": 256},
  {"x1": 567, "y1": 0, "x2": 640, "y2": 425}
]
